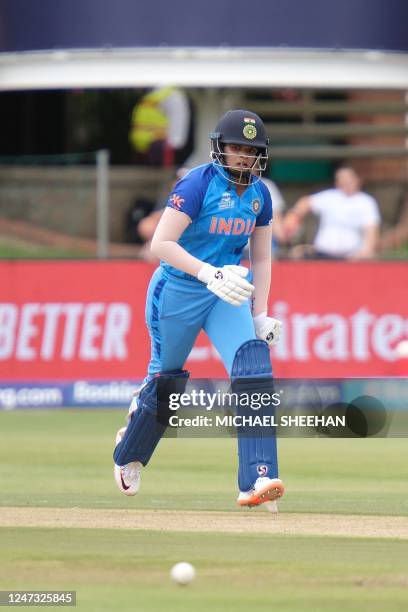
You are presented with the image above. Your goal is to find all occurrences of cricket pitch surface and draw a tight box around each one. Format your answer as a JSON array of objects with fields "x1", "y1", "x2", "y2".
[{"x1": 1, "y1": 507, "x2": 408, "y2": 539}]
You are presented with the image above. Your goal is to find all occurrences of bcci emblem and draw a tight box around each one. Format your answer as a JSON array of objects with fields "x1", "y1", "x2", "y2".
[
  {"x1": 252, "y1": 199, "x2": 260, "y2": 213},
  {"x1": 257, "y1": 465, "x2": 268, "y2": 477},
  {"x1": 243, "y1": 124, "x2": 257, "y2": 140}
]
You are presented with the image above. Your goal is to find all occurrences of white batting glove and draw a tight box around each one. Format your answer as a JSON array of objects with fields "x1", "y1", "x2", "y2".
[
  {"x1": 253, "y1": 311, "x2": 282, "y2": 346},
  {"x1": 198, "y1": 263, "x2": 254, "y2": 306}
]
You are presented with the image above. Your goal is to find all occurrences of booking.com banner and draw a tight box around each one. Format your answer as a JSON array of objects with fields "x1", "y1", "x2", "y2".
[{"x1": 0, "y1": 260, "x2": 407, "y2": 408}]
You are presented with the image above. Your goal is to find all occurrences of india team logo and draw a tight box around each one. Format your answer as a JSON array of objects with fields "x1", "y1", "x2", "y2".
[
  {"x1": 243, "y1": 124, "x2": 257, "y2": 140},
  {"x1": 252, "y1": 199, "x2": 260, "y2": 213},
  {"x1": 257, "y1": 465, "x2": 268, "y2": 477}
]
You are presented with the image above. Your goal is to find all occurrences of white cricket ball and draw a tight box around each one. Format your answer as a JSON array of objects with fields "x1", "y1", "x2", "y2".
[{"x1": 170, "y1": 562, "x2": 196, "y2": 585}]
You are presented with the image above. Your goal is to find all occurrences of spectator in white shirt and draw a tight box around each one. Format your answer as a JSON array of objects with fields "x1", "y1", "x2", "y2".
[{"x1": 283, "y1": 167, "x2": 380, "y2": 260}]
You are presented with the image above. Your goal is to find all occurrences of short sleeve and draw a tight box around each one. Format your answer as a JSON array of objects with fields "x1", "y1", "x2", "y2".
[
  {"x1": 310, "y1": 189, "x2": 333, "y2": 214},
  {"x1": 360, "y1": 194, "x2": 381, "y2": 225},
  {"x1": 166, "y1": 166, "x2": 212, "y2": 221},
  {"x1": 256, "y1": 180, "x2": 273, "y2": 226}
]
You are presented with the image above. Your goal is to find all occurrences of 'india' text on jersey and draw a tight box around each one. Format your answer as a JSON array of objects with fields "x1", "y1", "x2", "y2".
[{"x1": 163, "y1": 163, "x2": 273, "y2": 279}]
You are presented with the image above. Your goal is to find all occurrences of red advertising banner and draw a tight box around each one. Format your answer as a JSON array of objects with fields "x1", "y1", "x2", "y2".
[{"x1": 0, "y1": 261, "x2": 406, "y2": 380}]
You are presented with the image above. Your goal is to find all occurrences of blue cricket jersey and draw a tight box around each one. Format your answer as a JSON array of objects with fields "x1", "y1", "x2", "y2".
[{"x1": 162, "y1": 163, "x2": 273, "y2": 280}]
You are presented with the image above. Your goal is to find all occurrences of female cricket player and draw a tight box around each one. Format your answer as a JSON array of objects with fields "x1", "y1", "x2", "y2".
[{"x1": 113, "y1": 109, "x2": 285, "y2": 511}]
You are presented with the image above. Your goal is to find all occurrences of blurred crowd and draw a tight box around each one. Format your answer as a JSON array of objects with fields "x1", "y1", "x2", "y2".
[
  {"x1": 126, "y1": 87, "x2": 408, "y2": 262},
  {"x1": 126, "y1": 164, "x2": 408, "y2": 263}
]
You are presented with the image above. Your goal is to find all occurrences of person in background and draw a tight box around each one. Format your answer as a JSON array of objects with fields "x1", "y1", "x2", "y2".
[
  {"x1": 132, "y1": 167, "x2": 191, "y2": 261},
  {"x1": 282, "y1": 166, "x2": 380, "y2": 260},
  {"x1": 129, "y1": 87, "x2": 192, "y2": 167},
  {"x1": 124, "y1": 197, "x2": 156, "y2": 245}
]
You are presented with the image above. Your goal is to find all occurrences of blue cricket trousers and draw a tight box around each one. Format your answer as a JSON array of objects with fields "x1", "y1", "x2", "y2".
[{"x1": 145, "y1": 267, "x2": 257, "y2": 376}]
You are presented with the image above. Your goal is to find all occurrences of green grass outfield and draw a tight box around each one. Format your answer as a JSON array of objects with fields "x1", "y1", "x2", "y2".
[
  {"x1": 0, "y1": 409, "x2": 407, "y2": 611},
  {"x1": 0, "y1": 238, "x2": 87, "y2": 259}
]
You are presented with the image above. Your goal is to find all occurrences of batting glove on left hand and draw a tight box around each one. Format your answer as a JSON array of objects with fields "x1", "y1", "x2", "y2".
[
  {"x1": 253, "y1": 312, "x2": 282, "y2": 346},
  {"x1": 197, "y1": 263, "x2": 254, "y2": 306}
]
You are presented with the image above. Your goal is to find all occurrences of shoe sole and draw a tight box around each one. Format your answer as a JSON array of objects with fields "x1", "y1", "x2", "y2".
[{"x1": 238, "y1": 480, "x2": 284, "y2": 508}]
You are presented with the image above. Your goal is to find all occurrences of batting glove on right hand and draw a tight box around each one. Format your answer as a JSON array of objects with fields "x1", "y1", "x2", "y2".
[
  {"x1": 253, "y1": 312, "x2": 282, "y2": 346},
  {"x1": 198, "y1": 263, "x2": 254, "y2": 306}
]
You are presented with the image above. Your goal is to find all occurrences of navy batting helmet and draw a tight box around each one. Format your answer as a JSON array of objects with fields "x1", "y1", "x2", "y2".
[{"x1": 209, "y1": 109, "x2": 269, "y2": 183}]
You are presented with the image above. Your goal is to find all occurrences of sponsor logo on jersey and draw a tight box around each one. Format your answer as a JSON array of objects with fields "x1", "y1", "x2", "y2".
[
  {"x1": 168, "y1": 194, "x2": 185, "y2": 210},
  {"x1": 209, "y1": 216, "x2": 256, "y2": 236},
  {"x1": 218, "y1": 192, "x2": 235, "y2": 210},
  {"x1": 252, "y1": 199, "x2": 260, "y2": 213}
]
